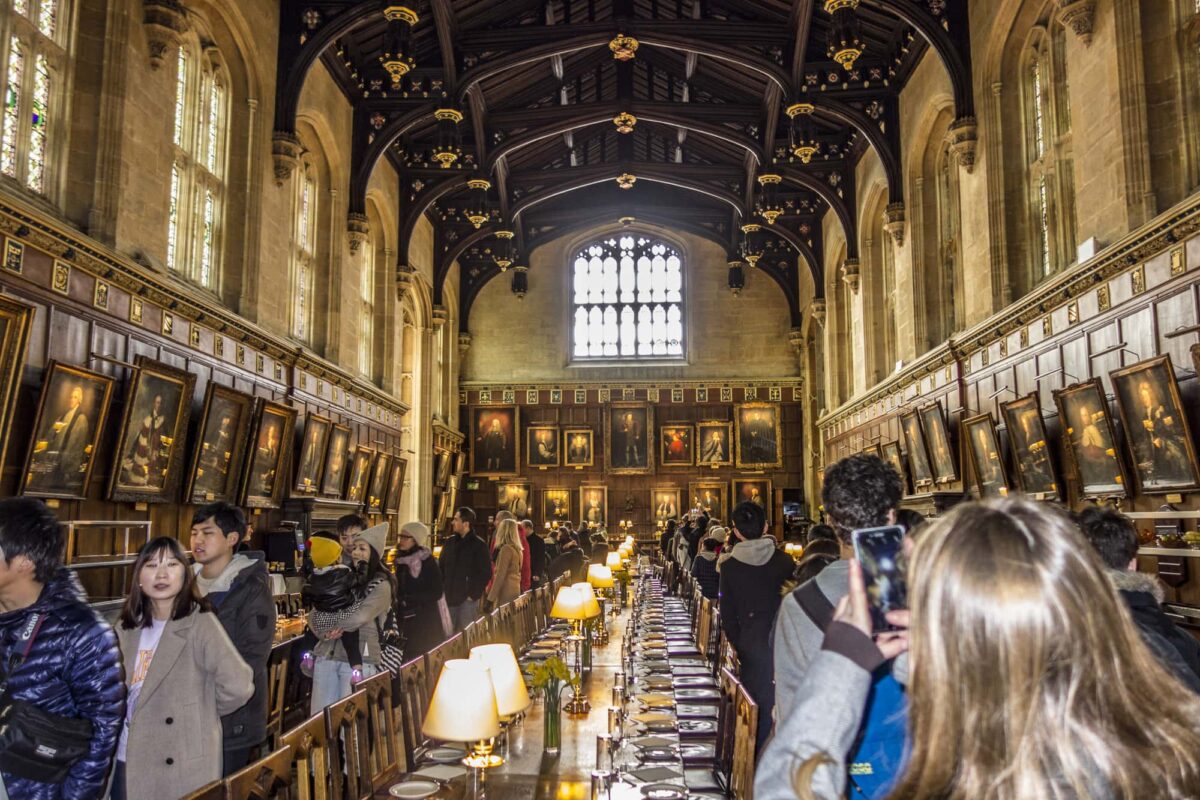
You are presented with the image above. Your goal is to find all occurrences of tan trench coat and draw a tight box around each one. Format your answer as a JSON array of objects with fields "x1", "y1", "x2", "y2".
[
  {"x1": 487, "y1": 544, "x2": 522, "y2": 606},
  {"x1": 116, "y1": 610, "x2": 253, "y2": 800}
]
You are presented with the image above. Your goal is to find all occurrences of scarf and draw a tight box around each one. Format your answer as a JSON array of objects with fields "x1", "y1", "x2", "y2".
[
  {"x1": 394, "y1": 546, "x2": 429, "y2": 578},
  {"x1": 729, "y1": 537, "x2": 778, "y2": 566}
]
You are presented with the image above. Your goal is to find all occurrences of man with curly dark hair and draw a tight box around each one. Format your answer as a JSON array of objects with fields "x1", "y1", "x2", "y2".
[{"x1": 773, "y1": 453, "x2": 903, "y2": 719}]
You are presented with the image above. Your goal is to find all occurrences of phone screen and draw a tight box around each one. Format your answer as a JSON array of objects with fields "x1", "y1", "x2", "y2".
[{"x1": 851, "y1": 525, "x2": 908, "y2": 632}]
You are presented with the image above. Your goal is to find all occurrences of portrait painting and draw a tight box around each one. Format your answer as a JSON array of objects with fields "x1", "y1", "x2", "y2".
[
  {"x1": 580, "y1": 485, "x2": 608, "y2": 527},
  {"x1": 293, "y1": 415, "x2": 331, "y2": 494},
  {"x1": 184, "y1": 384, "x2": 255, "y2": 505},
  {"x1": 471, "y1": 406, "x2": 520, "y2": 477},
  {"x1": 735, "y1": 403, "x2": 782, "y2": 469},
  {"x1": 434, "y1": 451, "x2": 453, "y2": 488},
  {"x1": 384, "y1": 458, "x2": 408, "y2": 514},
  {"x1": 659, "y1": 424, "x2": 694, "y2": 467},
  {"x1": 881, "y1": 441, "x2": 908, "y2": 493},
  {"x1": 345, "y1": 446, "x2": 375, "y2": 504},
  {"x1": 961, "y1": 413, "x2": 1008, "y2": 498},
  {"x1": 1053, "y1": 380, "x2": 1127, "y2": 499},
  {"x1": 497, "y1": 481, "x2": 531, "y2": 518},
  {"x1": 696, "y1": 421, "x2": 733, "y2": 467},
  {"x1": 864, "y1": 444, "x2": 883, "y2": 459},
  {"x1": 689, "y1": 481, "x2": 728, "y2": 523},
  {"x1": 0, "y1": 295, "x2": 33, "y2": 476},
  {"x1": 919, "y1": 402, "x2": 957, "y2": 484},
  {"x1": 320, "y1": 424, "x2": 352, "y2": 498},
  {"x1": 21, "y1": 361, "x2": 113, "y2": 500},
  {"x1": 900, "y1": 410, "x2": 934, "y2": 488},
  {"x1": 527, "y1": 424, "x2": 560, "y2": 468},
  {"x1": 1111, "y1": 356, "x2": 1200, "y2": 494},
  {"x1": 242, "y1": 401, "x2": 297, "y2": 509},
  {"x1": 731, "y1": 478, "x2": 772, "y2": 522},
  {"x1": 1001, "y1": 394, "x2": 1059, "y2": 497},
  {"x1": 543, "y1": 488, "x2": 572, "y2": 524},
  {"x1": 452, "y1": 450, "x2": 466, "y2": 477},
  {"x1": 564, "y1": 428, "x2": 594, "y2": 467},
  {"x1": 606, "y1": 403, "x2": 654, "y2": 474},
  {"x1": 366, "y1": 452, "x2": 392, "y2": 513},
  {"x1": 109, "y1": 359, "x2": 196, "y2": 503},
  {"x1": 652, "y1": 487, "x2": 681, "y2": 524}
]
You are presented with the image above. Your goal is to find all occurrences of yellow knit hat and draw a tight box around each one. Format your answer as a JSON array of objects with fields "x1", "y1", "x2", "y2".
[{"x1": 309, "y1": 535, "x2": 343, "y2": 569}]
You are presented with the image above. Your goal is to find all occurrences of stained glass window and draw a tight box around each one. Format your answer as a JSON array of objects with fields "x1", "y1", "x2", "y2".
[
  {"x1": 571, "y1": 235, "x2": 684, "y2": 360},
  {"x1": 1, "y1": 37, "x2": 22, "y2": 178},
  {"x1": 199, "y1": 190, "x2": 214, "y2": 286},
  {"x1": 26, "y1": 53, "x2": 48, "y2": 192},
  {"x1": 37, "y1": 0, "x2": 57, "y2": 38},
  {"x1": 166, "y1": 165, "x2": 180, "y2": 269},
  {"x1": 359, "y1": 234, "x2": 375, "y2": 377},
  {"x1": 292, "y1": 170, "x2": 317, "y2": 341},
  {"x1": 173, "y1": 49, "x2": 186, "y2": 146},
  {"x1": 13, "y1": 0, "x2": 29, "y2": 17},
  {"x1": 206, "y1": 81, "x2": 221, "y2": 173}
]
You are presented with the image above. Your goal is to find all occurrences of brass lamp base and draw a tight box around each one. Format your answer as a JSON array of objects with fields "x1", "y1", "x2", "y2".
[
  {"x1": 564, "y1": 689, "x2": 591, "y2": 715},
  {"x1": 463, "y1": 739, "x2": 505, "y2": 769}
]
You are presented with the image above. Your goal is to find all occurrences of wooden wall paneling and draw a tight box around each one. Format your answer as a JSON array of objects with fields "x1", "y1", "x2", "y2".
[
  {"x1": 1088, "y1": 322, "x2": 1122, "y2": 392},
  {"x1": 1120, "y1": 308, "x2": 1156, "y2": 371},
  {"x1": 1155, "y1": 286, "x2": 1198, "y2": 369}
]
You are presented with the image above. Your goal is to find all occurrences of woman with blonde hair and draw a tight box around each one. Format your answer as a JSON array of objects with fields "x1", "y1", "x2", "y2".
[
  {"x1": 486, "y1": 518, "x2": 524, "y2": 608},
  {"x1": 757, "y1": 498, "x2": 1200, "y2": 800}
]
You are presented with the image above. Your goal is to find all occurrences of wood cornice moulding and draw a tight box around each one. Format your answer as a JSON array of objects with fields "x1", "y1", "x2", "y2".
[
  {"x1": 458, "y1": 378, "x2": 803, "y2": 390},
  {"x1": 0, "y1": 195, "x2": 409, "y2": 421}
]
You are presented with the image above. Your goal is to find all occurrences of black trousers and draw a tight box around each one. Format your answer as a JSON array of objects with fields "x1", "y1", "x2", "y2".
[{"x1": 223, "y1": 743, "x2": 257, "y2": 776}]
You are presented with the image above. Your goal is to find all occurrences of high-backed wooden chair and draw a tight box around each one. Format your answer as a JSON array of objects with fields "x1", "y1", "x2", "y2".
[
  {"x1": 179, "y1": 779, "x2": 225, "y2": 800},
  {"x1": 225, "y1": 744, "x2": 294, "y2": 800},
  {"x1": 443, "y1": 631, "x2": 467, "y2": 661},
  {"x1": 323, "y1": 690, "x2": 372, "y2": 800},
  {"x1": 397, "y1": 656, "x2": 430, "y2": 770},
  {"x1": 265, "y1": 638, "x2": 294, "y2": 747},
  {"x1": 730, "y1": 682, "x2": 759, "y2": 800},
  {"x1": 462, "y1": 619, "x2": 483, "y2": 651},
  {"x1": 424, "y1": 639, "x2": 454, "y2": 696},
  {"x1": 358, "y1": 670, "x2": 402, "y2": 786},
  {"x1": 716, "y1": 667, "x2": 740, "y2": 791},
  {"x1": 488, "y1": 605, "x2": 508, "y2": 646},
  {"x1": 696, "y1": 598, "x2": 713, "y2": 658},
  {"x1": 281, "y1": 712, "x2": 340, "y2": 800}
]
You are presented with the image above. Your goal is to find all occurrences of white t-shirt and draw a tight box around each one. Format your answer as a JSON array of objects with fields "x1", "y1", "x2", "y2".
[{"x1": 116, "y1": 619, "x2": 167, "y2": 763}]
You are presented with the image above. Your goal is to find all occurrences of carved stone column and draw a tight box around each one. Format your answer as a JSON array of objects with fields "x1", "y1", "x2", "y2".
[
  {"x1": 883, "y1": 202, "x2": 906, "y2": 246},
  {"x1": 142, "y1": 0, "x2": 188, "y2": 70},
  {"x1": 1055, "y1": 0, "x2": 1096, "y2": 45},
  {"x1": 432, "y1": 305, "x2": 448, "y2": 328},
  {"x1": 947, "y1": 117, "x2": 978, "y2": 173},
  {"x1": 787, "y1": 327, "x2": 805, "y2": 370},
  {"x1": 347, "y1": 213, "x2": 369, "y2": 253},
  {"x1": 272, "y1": 132, "x2": 303, "y2": 185},
  {"x1": 840, "y1": 258, "x2": 861, "y2": 293},
  {"x1": 458, "y1": 332, "x2": 472, "y2": 356},
  {"x1": 395, "y1": 263, "x2": 414, "y2": 299},
  {"x1": 810, "y1": 298, "x2": 827, "y2": 326}
]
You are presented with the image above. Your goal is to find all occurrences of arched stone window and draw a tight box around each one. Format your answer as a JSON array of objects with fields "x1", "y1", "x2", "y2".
[
  {"x1": 290, "y1": 158, "x2": 318, "y2": 343},
  {"x1": 1022, "y1": 19, "x2": 1077, "y2": 283},
  {"x1": 358, "y1": 229, "x2": 376, "y2": 378},
  {"x1": 935, "y1": 138, "x2": 963, "y2": 335},
  {"x1": 570, "y1": 233, "x2": 684, "y2": 361},
  {"x1": 166, "y1": 36, "x2": 229, "y2": 291},
  {"x1": 0, "y1": 0, "x2": 71, "y2": 198}
]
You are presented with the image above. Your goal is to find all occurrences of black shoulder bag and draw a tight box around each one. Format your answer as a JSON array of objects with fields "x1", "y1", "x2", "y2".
[{"x1": 0, "y1": 614, "x2": 95, "y2": 783}]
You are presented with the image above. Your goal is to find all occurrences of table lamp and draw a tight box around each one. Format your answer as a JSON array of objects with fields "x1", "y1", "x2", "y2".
[
  {"x1": 469, "y1": 643, "x2": 531, "y2": 721},
  {"x1": 551, "y1": 585, "x2": 596, "y2": 714},
  {"x1": 422, "y1": 659, "x2": 503, "y2": 775},
  {"x1": 587, "y1": 564, "x2": 614, "y2": 589},
  {"x1": 605, "y1": 551, "x2": 622, "y2": 570}
]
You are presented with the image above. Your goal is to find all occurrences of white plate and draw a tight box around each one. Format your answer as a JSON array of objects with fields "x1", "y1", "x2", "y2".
[
  {"x1": 389, "y1": 779, "x2": 441, "y2": 798},
  {"x1": 426, "y1": 746, "x2": 465, "y2": 763},
  {"x1": 640, "y1": 783, "x2": 685, "y2": 800}
]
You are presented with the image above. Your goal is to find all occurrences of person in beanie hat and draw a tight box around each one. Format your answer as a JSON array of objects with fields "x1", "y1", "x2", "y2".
[
  {"x1": 306, "y1": 522, "x2": 395, "y2": 713},
  {"x1": 297, "y1": 531, "x2": 364, "y2": 677},
  {"x1": 393, "y1": 521, "x2": 452, "y2": 658}
]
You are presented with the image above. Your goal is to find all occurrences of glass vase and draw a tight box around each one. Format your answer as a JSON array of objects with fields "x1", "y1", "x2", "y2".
[{"x1": 543, "y1": 686, "x2": 562, "y2": 754}]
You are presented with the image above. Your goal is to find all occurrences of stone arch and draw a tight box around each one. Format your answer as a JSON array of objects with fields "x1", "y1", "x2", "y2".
[{"x1": 907, "y1": 101, "x2": 960, "y2": 350}]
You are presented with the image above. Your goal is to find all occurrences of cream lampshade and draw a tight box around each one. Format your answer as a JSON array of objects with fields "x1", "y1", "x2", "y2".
[
  {"x1": 571, "y1": 582, "x2": 602, "y2": 618},
  {"x1": 470, "y1": 644, "x2": 531, "y2": 718},
  {"x1": 422, "y1": 659, "x2": 501, "y2": 743},
  {"x1": 605, "y1": 552, "x2": 622, "y2": 569},
  {"x1": 587, "y1": 564, "x2": 615, "y2": 589},
  {"x1": 624, "y1": 535, "x2": 634, "y2": 547},
  {"x1": 551, "y1": 585, "x2": 587, "y2": 620}
]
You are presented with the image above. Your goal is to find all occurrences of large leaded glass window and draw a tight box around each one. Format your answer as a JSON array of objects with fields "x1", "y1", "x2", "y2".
[
  {"x1": 0, "y1": 0, "x2": 69, "y2": 196},
  {"x1": 291, "y1": 165, "x2": 317, "y2": 343},
  {"x1": 571, "y1": 235, "x2": 684, "y2": 361}
]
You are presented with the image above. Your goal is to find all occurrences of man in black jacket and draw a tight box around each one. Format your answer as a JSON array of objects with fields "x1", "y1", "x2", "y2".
[
  {"x1": 1077, "y1": 505, "x2": 1200, "y2": 691},
  {"x1": 548, "y1": 537, "x2": 588, "y2": 584},
  {"x1": 190, "y1": 502, "x2": 277, "y2": 773},
  {"x1": 440, "y1": 507, "x2": 492, "y2": 632},
  {"x1": 719, "y1": 501, "x2": 795, "y2": 749},
  {"x1": 524, "y1": 520, "x2": 548, "y2": 587}
]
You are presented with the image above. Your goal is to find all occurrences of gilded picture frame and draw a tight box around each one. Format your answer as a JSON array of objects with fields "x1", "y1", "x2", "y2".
[
  {"x1": 696, "y1": 420, "x2": 733, "y2": 467},
  {"x1": 527, "y1": 423, "x2": 561, "y2": 468},
  {"x1": 241, "y1": 400, "x2": 297, "y2": 509},
  {"x1": 384, "y1": 458, "x2": 408, "y2": 514},
  {"x1": 434, "y1": 451, "x2": 453, "y2": 488},
  {"x1": 564, "y1": 428, "x2": 594, "y2": 467},
  {"x1": 688, "y1": 481, "x2": 728, "y2": 522},
  {"x1": 320, "y1": 423, "x2": 352, "y2": 499},
  {"x1": 1053, "y1": 379, "x2": 1128, "y2": 499},
  {"x1": 1110, "y1": 355, "x2": 1200, "y2": 494},
  {"x1": 919, "y1": 401, "x2": 957, "y2": 484},
  {"x1": 543, "y1": 488, "x2": 572, "y2": 524},
  {"x1": 606, "y1": 402, "x2": 654, "y2": 474},
  {"x1": 734, "y1": 402, "x2": 782, "y2": 469},
  {"x1": 900, "y1": 409, "x2": 935, "y2": 489},
  {"x1": 184, "y1": 384, "x2": 255, "y2": 505},
  {"x1": 659, "y1": 423, "x2": 695, "y2": 467},
  {"x1": 579, "y1": 484, "x2": 608, "y2": 527},
  {"x1": 0, "y1": 295, "x2": 33, "y2": 477},
  {"x1": 961, "y1": 413, "x2": 1009, "y2": 498},
  {"x1": 731, "y1": 477, "x2": 772, "y2": 522},
  {"x1": 1000, "y1": 393, "x2": 1060, "y2": 497},
  {"x1": 293, "y1": 414, "x2": 332, "y2": 494},
  {"x1": 651, "y1": 487, "x2": 681, "y2": 524},
  {"x1": 109, "y1": 358, "x2": 197, "y2": 504},
  {"x1": 366, "y1": 451, "x2": 392, "y2": 513},
  {"x1": 881, "y1": 441, "x2": 908, "y2": 493},
  {"x1": 345, "y1": 446, "x2": 374, "y2": 504},
  {"x1": 21, "y1": 361, "x2": 114, "y2": 500},
  {"x1": 497, "y1": 480, "x2": 532, "y2": 518},
  {"x1": 471, "y1": 405, "x2": 520, "y2": 477}
]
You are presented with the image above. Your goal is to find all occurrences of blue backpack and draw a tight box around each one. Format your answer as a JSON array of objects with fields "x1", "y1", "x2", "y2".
[{"x1": 793, "y1": 582, "x2": 908, "y2": 799}]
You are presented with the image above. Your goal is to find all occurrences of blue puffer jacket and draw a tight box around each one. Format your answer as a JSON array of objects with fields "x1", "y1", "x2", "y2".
[{"x1": 0, "y1": 569, "x2": 125, "y2": 800}]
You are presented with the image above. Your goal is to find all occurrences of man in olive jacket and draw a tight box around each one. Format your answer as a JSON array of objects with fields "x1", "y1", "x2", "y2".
[
  {"x1": 440, "y1": 507, "x2": 492, "y2": 631},
  {"x1": 190, "y1": 502, "x2": 277, "y2": 774}
]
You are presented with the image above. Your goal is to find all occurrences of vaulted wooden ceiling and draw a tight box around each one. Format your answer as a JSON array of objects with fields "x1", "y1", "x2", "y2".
[{"x1": 272, "y1": 0, "x2": 975, "y2": 326}]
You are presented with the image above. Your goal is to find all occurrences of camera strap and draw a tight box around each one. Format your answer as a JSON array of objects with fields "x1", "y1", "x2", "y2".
[{"x1": 0, "y1": 613, "x2": 46, "y2": 698}]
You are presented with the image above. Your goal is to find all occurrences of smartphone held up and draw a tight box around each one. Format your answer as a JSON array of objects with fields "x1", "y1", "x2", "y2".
[{"x1": 851, "y1": 524, "x2": 908, "y2": 632}]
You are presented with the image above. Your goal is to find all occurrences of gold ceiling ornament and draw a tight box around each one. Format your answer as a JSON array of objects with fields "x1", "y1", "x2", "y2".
[
  {"x1": 822, "y1": 0, "x2": 858, "y2": 11},
  {"x1": 434, "y1": 108, "x2": 465, "y2": 123},
  {"x1": 824, "y1": 0, "x2": 865, "y2": 71},
  {"x1": 609, "y1": 34, "x2": 639, "y2": 61},
  {"x1": 756, "y1": 173, "x2": 783, "y2": 225},
  {"x1": 379, "y1": 6, "x2": 419, "y2": 85},
  {"x1": 432, "y1": 109, "x2": 464, "y2": 168},
  {"x1": 613, "y1": 112, "x2": 637, "y2": 134},
  {"x1": 493, "y1": 230, "x2": 515, "y2": 271},
  {"x1": 383, "y1": 5, "x2": 420, "y2": 24},
  {"x1": 618, "y1": 216, "x2": 636, "y2": 226},
  {"x1": 616, "y1": 173, "x2": 637, "y2": 190},
  {"x1": 786, "y1": 103, "x2": 820, "y2": 163},
  {"x1": 465, "y1": 178, "x2": 492, "y2": 228},
  {"x1": 727, "y1": 259, "x2": 746, "y2": 297},
  {"x1": 740, "y1": 223, "x2": 764, "y2": 267}
]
